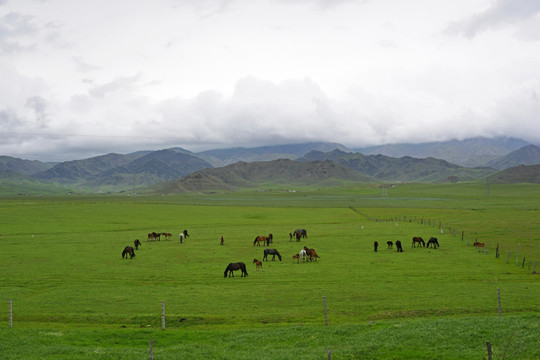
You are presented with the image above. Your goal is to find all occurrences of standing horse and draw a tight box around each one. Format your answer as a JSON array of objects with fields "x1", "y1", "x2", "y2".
[
  {"x1": 133, "y1": 239, "x2": 142, "y2": 250},
  {"x1": 179, "y1": 232, "x2": 185, "y2": 243},
  {"x1": 427, "y1": 237, "x2": 439, "y2": 248},
  {"x1": 224, "y1": 262, "x2": 248, "y2": 277},
  {"x1": 147, "y1": 233, "x2": 155, "y2": 241},
  {"x1": 374, "y1": 241, "x2": 378, "y2": 252},
  {"x1": 263, "y1": 249, "x2": 282, "y2": 261},
  {"x1": 289, "y1": 233, "x2": 293, "y2": 242},
  {"x1": 292, "y1": 254, "x2": 300, "y2": 263},
  {"x1": 253, "y1": 259, "x2": 263, "y2": 271},
  {"x1": 303, "y1": 246, "x2": 319, "y2": 261},
  {"x1": 412, "y1": 237, "x2": 425, "y2": 247},
  {"x1": 299, "y1": 249, "x2": 307, "y2": 262},
  {"x1": 220, "y1": 236, "x2": 224, "y2": 245},
  {"x1": 122, "y1": 246, "x2": 135, "y2": 259},
  {"x1": 294, "y1": 229, "x2": 307, "y2": 238},
  {"x1": 295, "y1": 231, "x2": 302, "y2": 242},
  {"x1": 474, "y1": 241, "x2": 486, "y2": 251},
  {"x1": 162, "y1": 233, "x2": 172, "y2": 240},
  {"x1": 182, "y1": 229, "x2": 189, "y2": 238},
  {"x1": 396, "y1": 240, "x2": 403, "y2": 252},
  {"x1": 387, "y1": 241, "x2": 393, "y2": 249},
  {"x1": 253, "y1": 235, "x2": 271, "y2": 246}
]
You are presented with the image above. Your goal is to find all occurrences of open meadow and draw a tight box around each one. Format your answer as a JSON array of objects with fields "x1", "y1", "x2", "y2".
[{"x1": 1, "y1": 182, "x2": 539, "y2": 359}]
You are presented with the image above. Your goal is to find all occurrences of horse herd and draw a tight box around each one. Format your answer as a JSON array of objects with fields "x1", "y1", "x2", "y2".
[
  {"x1": 121, "y1": 229, "x2": 189, "y2": 259},
  {"x1": 373, "y1": 236, "x2": 440, "y2": 252}
]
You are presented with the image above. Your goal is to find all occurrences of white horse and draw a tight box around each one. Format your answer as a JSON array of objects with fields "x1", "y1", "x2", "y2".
[
  {"x1": 299, "y1": 249, "x2": 307, "y2": 262},
  {"x1": 179, "y1": 233, "x2": 184, "y2": 243}
]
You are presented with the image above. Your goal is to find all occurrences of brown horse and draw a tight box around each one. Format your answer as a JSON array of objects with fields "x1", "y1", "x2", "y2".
[
  {"x1": 412, "y1": 237, "x2": 425, "y2": 247},
  {"x1": 134, "y1": 239, "x2": 142, "y2": 250},
  {"x1": 220, "y1": 236, "x2": 224, "y2": 245},
  {"x1": 253, "y1": 235, "x2": 271, "y2": 246},
  {"x1": 303, "y1": 246, "x2": 319, "y2": 261},
  {"x1": 162, "y1": 233, "x2": 172, "y2": 240},
  {"x1": 295, "y1": 231, "x2": 302, "y2": 242},
  {"x1": 122, "y1": 246, "x2": 135, "y2": 259},
  {"x1": 253, "y1": 258, "x2": 263, "y2": 271},
  {"x1": 474, "y1": 241, "x2": 486, "y2": 250},
  {"x1": 292, "y1": 254, "x2": 300, "y2": 263}
]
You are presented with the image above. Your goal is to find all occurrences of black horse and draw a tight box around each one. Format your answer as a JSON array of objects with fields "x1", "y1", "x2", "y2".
[
  {"x1": 134, "y1": 239, "x2": 142, "y2": 250},
  {"x1": 374, "y1": 241, "x2": 378, "y2": 252},
  {"x1": 224, "y1": 262, "x2": 248, "y2": 278},
  {"x1": 387, "y1": 241, "x2": 393, "y2": 249},
  {"x1": 396, "y1": 240, "x2": 403, "y2": 252},
  {"x1": 263, "y1": 248, "x2": 282, "y2": 261},
  {"x1": 122, "y1": 246, "x2": 136, "y2": 259},
  {"x1": 183, "y1": 229, "x2": 189, "y2": 238},
  {"x1": 427, "y1": 237, "x2": 439, "y2": 248}
]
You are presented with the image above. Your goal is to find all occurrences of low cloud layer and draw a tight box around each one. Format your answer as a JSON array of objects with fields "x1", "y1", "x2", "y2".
[{"x1": 0, "y1": 0, "x2": 539, "y2": 161}]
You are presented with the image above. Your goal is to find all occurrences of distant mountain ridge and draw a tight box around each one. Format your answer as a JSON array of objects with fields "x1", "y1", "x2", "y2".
[
  {"x1": 1, "y1": 137, "x2": 540, "y2": 194},
  {"x1": 356, "y1": 137, "x2": 529, "y2": 167}
]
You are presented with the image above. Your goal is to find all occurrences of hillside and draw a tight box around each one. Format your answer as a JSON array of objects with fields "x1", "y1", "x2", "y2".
[
  {"x1": 488, "y1": 164, "x2": 540, "y2": 184},
  {"x1": 300, "y1": 149, "x2": 496, "y2": 182},
  {"x1": 485, "y1": 144, "x2": 540, "y2": 170},
  {"x1": 0, "y1": 155, "x2": 54, "y2": 175},
  {"x1": 356, "y1": 137, "x2": 529, "y2": 167},
  {"x1": 154, "y1": 159, "x2": 372, "y2": 193},
  {"x1": 197, "y1": 142, "x2": 349, "y2": 166}
]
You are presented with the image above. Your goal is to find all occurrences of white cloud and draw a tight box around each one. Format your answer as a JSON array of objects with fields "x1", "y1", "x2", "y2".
[{"x1": 0, "y1": 0, "x2": 539, "y2": 161}]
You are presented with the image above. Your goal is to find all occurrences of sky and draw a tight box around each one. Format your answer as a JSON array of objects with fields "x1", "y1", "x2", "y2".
[{"x1": 1, "y1": 0, "x2": 540, "y2": 161}]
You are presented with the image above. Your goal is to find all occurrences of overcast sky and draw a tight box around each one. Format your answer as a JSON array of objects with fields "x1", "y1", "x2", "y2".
[{"x1": 1, "y1": 0, "x2": 540, "y2": 161}]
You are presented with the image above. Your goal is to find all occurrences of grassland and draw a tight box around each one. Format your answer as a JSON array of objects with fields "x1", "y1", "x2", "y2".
[{"x1": 0, "y1": 182, "x2": 539, "y2": 359}]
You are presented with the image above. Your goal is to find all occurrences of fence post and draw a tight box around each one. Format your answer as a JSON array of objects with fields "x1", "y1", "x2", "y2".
[
  {"x1": 516, "y1": 243, "x2": 520, "y2": 265},
  {"x1": 9, "y1": 299, "x2": 12, "y2": 328},
  {"x1": 161, "y1": 301, "x2": 165, "y2": 330},
  {"x1": 496, "y1": 243, "x2": 499, "y2": 259},
  {"x1": 486, "y1": 341, "x2": 492, "y2": 360},
  {"x1": 149, "y1": 339, "x2": 153, "y2": 360},
  {"x1": 323, "y1": 296, "x2": 328, "y2": 326},
  {"x1": 327, "y1": 349, "x2": 332, "y2": 359},
  {"x1": 533, "y1": 260, "x2": 538, "y2": 274},
  {"x1": 522, "y1": 257, "x2": 526, "y2": 268},
  {"x1": 497, "y1": 288, "x2": 501, "y2": 317},
  {"x1": 506, "y1": 252, "x2": 511, "y2": 264}
]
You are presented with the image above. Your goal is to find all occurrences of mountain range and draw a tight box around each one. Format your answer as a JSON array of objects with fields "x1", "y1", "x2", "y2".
[{"x1": 1, "y1": 137, "x2": 539, "y2": 194}]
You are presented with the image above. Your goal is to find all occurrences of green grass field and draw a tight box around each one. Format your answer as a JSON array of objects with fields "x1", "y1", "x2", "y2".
[{"x1": 1, "y1": 182, "x2": 539, "y2": 359}]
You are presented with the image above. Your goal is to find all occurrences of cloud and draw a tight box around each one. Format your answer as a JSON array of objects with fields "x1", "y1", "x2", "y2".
[{"x1": 446, "y1": 0, "x2": 540, "y2": 38}]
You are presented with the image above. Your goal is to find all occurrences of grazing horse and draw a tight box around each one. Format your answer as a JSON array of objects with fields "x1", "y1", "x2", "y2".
[
  {"x1": 295, "y1": 231, "x2": 302, "y2": 242},
  {"x1": 253, "y1": 235, "x2": 271, "y2": 246},
  {"x1": 412, "y1": 237, "x2": 425, "y2": 247},
  {"x1": 292, "y1": 254, "x2": 300, "y2": 263},
  {"x1": 374, "y1": 241, "x2": 378, "y2": 252},
  {"x1": 179, "y1": 233, "x2": 185, "y2": 243},
  {"x1": 182, "y1": 229, "x2": 189, "y2": 238},
  {"x1": 220, "y1": 236, "x2": 224, "y2": 245},
  {"x1": 299, "y1": 249, "x2": 307, "y2": 262},
  {"x1": 133, "y1": 239, "x2": 142, "y2": 250},
  {"x1": 396, "y1": 240, "x2": 403, "y2": 252},
  {"x1": 387, "y1": 241, "x2": 393, "y2": 249},
  {"x1": 253, "y1": 259, "x2": 263, "y2": 271},
  {"x1": 224, "y1": 262, "x2": 248, "y2": 278},
  {"x1": 303, "y1": 246, "x2": 319, "y2": 261},
  {"x1": 122, "y1": 246, "x2": 135, "y2": 259},
  {"x1": 427, "y1": 237, "x2": 439, "y2": 248},
  {"x1": 147, "y1": 233, "x2": 155, "y2": 241},
  {"x1": 474, "y1": 241, "x2": 486, "y2": 251},
  {"x1": 294, "y1": 229, "x2": 307, "y2": 238},
  {"x1": 162, "y1": 233, "x2": 172, "y2": 240},
  {"x1": 263, "y1": 249, "x2": 282, "y2": 261}
]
